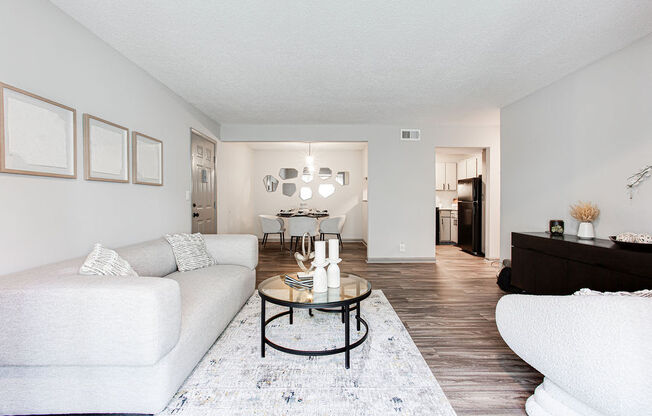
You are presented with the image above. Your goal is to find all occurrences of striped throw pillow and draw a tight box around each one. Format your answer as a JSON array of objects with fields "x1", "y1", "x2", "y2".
[
  {"x1": 165, "y1": 233, "x2": 216, "y2": 272},
  {"x1": 79, "y1": 243, "x2": 138, "y2": 277}
]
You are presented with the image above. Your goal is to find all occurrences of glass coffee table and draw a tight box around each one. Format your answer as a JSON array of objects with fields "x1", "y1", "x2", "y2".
[{"x1": 258, "y1": 273, "x2": 372, "y2": 369}]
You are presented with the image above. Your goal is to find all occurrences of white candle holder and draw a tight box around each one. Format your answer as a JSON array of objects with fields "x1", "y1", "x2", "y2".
[
  {"x1": 327, "y1": 257, "x2": 342, "y2": 288},
  {"x1": 312, "y1": 258, "x2": 329, "y2": 293}
]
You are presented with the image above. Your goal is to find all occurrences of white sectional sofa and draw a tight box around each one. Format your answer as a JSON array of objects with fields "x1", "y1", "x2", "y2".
[
  {"x1": 0, "y1": 234, "x2": 258, "y2": 415},
  {"x1": 496, "y1": 294, "x2": 652, "y2": 416}
]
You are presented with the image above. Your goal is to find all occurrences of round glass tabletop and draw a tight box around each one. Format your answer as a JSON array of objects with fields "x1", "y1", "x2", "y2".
[{"x1": 258, "y1": 273, "x2": 371, "y2": 306}]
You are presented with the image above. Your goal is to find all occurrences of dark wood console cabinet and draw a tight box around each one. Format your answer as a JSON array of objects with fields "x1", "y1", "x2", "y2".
[{"x1": 511, "y1": 232, "x2": 652, "y2": 295}]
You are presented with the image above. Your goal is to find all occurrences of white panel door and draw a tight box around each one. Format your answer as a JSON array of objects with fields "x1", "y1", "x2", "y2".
[
  {"x1": 191, "y1": 133, "x2": 216, "y2": 234},
  {"x1": 435, "y1": 162, "x2": 446, "y2": 191}
]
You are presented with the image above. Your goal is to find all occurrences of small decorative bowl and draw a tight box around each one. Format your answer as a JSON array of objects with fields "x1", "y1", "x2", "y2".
[{"x1": 609, "y1": 236, "x2": 652, "y2": 252}]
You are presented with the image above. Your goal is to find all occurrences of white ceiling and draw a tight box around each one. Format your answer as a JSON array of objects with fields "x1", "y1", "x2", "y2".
[
  {"x1": 52, "y1": 0, "x2": 652, "y2": 125},
  {"x1": 245, "y1": 142, "x2": 366, "y2": 151}
]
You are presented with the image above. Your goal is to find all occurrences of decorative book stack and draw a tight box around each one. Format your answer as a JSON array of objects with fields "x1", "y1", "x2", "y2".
[{"x1": 283, "y1": 274, "x2": 313, "y2": 290}]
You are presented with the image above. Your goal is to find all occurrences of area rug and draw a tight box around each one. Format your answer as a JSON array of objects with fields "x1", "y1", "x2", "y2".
[{"x1": 158, "y1": 290, "x2": 456, "y2": 416}]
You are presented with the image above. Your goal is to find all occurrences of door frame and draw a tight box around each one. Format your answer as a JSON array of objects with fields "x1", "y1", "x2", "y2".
[{"x1": 190, "y1": 127, "x2": 218, "y2": 233}]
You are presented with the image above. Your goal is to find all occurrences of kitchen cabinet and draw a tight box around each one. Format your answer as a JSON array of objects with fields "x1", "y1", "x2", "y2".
[
  {"x1": 436, "y1": 162, "x2": 457, "y2": 191},
  {"x1": 457, "y1": 156, "x2": 481, "y2": 180},
  {"x1": 451, "y1": 210, "x2": 458, "y2": 243},
  {"x1": 435, "y1": 163, "x2": 446, "y2": 191},
  {"x1": 466, "y1": 158, "x2": 477, "y2": 178},
  {"x1": 445, "y1": 163, "x2": 457, "y2": 190},
  {"x1": 457, "y1": 160, "x2": 466, "y2": 180},
  {"x1": 439, "y1": 210, "x2": 452, "y2": 242}
]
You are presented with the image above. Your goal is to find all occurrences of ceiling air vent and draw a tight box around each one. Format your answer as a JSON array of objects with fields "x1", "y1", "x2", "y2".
[{"x1": 400, "y1": 129, "x2": 420, "y2": 141}]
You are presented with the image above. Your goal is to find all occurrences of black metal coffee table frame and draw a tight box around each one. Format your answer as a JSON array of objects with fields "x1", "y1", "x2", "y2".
[{"x1": 259, "y1": 291, "x2": 371, "y2": 369}]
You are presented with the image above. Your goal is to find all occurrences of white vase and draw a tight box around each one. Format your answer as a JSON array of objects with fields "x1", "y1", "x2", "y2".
[
  {"x1": 577, "y1": 222, "x2": 595, "y2": 239},
  {"x1": 327, "y1": 259, "x2": 341, "y2": 288},
  {"x1": 312, "y1": 264, "x2": 328, "y2": 293}
]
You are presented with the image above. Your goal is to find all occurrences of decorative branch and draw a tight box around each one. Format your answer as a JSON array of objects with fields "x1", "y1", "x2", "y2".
[{"x1": 626, "y1": 165, "x2": 652, "y2": 198}]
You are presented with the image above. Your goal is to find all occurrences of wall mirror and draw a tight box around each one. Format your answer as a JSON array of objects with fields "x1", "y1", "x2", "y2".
[
  {"x1": 301, "y1": 167, "x2": 313, "y2": 183},
  {"x1": 282, "y1": 183, "x2": 296, "y2": 197},
  {"x1": 299, "y1": 186, "x2": 312, "y2": 200},
  {"x1": 279, "y1": 168, "x2": 298, "y2": 180},
  {"x1": 318, "y1": 167, "x2": 332, "y2": 179},
  {"x1": 336, "y1": 171, "x2": 350, "y2": 185},
  {"x1": 318, "y1": 183, "x2": 335, "y2": 198},
  {"x1": 263, "y1": 175, "x2": 279, "y2": 192}
]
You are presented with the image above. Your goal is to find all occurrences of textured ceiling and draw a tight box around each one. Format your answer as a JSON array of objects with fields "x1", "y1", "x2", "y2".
[
  {"x1": 246, "y1": 142, "x2": 366, "y2": 151},
  {"x1": 51, "y1": 0, "x2": 652, "y2": 125}
]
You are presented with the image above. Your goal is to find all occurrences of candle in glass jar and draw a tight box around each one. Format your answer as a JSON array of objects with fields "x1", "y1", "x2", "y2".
[
  {"x1": 329, "y1": 238, "x2": 339, "y2": 260},
  {"x1": 315, "y1": 240, "x2": 326, "y2": 263}
]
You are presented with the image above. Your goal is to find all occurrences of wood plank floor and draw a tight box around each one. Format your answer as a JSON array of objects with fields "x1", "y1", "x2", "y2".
[{"x1": 256, "y1": 242, "x2": 542, "y2": 415}]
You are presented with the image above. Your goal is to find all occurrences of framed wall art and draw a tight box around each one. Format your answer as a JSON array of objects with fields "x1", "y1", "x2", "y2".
[
  {"x1": 0, "y1": 82, "x2": 77, "y2": 178},
  {"x1": 83, "y1": 113, "x2": 129, "y2": 182},
  {"x1": 132, "y1": 131, "x2": 163, "y2": 186}
]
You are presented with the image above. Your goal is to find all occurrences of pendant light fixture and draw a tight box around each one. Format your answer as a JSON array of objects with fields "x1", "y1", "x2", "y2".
[{"x1": 305, "y1": 142, "x2": 314, "y2": 173}]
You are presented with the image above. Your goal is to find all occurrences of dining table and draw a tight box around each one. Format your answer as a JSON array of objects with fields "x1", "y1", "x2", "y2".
[{"x1": 276, "y1": 209, "x2": 329, "y2": 218}]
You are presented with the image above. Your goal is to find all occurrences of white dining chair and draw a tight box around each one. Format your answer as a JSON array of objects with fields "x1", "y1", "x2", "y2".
[
  {"x1": 259, "y1": 215, "x2": 286, "y2": 251},
  {"x1": 288, "y1": 217, "x2": 318, "y2": 252},
  {"x1": 319, "y1": 215, "x2": 346, "y2": 250}
]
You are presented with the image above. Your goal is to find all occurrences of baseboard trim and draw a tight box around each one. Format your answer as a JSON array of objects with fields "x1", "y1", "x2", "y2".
[{"x1": 366, "y1": 257, "x2": 437, "y2": 264}]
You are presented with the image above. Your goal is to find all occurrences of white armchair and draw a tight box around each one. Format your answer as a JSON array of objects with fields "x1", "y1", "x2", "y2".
[
  {"x1": 258, "y1": 215, "x2": 285, "y2": 250},
  {"x1": 288, "y1": 217, "x2": 317, "y2": 252},
  {"x1": 319, "y1": 215, "x2": 346, "y2": 250},
  {"x1": 496, "y1": 294, "x2": 652, "y2": 416}
]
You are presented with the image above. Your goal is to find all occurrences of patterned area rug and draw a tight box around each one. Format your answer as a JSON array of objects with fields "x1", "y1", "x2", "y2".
[{"x1": 158, "y1": 290, "x2": 456, "y2": 416}]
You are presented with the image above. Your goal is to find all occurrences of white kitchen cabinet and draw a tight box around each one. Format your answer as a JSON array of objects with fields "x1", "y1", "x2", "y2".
[
  {"x1": 457, "y1": 160, "x2": 467, "y2": 180},
  {"x1": 435, "y1": 163, "x2": 446, "y2": 191},
  {"x1": 466, "y1": 157, "x2": 477, "y2": 178},
  {"x1": 445, "y1": 163, "x2": 457, "y2": 190},
  {"x1": 439, "y1": 209, "x2": 452, "y2": 242},
  {"x1": 436, "y1": 162, "x2": 457, "y2": 191},
  {"x1": 451, "y1": 210, "x2": 458, "y2": 243}
]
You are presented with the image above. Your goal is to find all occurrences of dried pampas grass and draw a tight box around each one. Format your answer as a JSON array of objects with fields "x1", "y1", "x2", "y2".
[{"x1": 570, "y1": 201, "x2": 600, "y2": 222}]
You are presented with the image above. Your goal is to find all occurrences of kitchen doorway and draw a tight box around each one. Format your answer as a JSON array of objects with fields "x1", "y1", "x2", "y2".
[{"x1": 435, "y1": 147, "x2": 486, "y2": 258}]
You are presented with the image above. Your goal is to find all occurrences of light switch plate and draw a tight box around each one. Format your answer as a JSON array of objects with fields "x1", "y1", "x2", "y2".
[{"x1": 185, "y1": 191, "x2": 191, "y2": 201}]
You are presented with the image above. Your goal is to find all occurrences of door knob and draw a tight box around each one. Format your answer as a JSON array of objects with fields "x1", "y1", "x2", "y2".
[{"x1": 192, "y1": 212, "x2": 199, "y2": 218}]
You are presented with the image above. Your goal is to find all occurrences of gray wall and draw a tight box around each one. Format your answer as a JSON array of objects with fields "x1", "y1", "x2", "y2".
[
  {"x1": 0, "y1": 0, "x2": 220, "y2": 274},
  {"x1": 220, "y1": 123, "x2": 501, "y2": 261},
  {"x1": 501, "y1": 33, "x2": 652, "y2": 259}
]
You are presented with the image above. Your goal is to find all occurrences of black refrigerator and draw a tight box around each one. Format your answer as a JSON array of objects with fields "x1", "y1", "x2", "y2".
[{"x1": 457, "y1": 177, "x2": 483, "y2": 256}]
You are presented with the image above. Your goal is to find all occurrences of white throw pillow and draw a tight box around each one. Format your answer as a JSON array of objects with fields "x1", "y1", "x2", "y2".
[
  {"x1": 79, "y1": 243, "x2": 138, "y2": 277},
  {"x1": 165, "y1": 233, "x2": 216, "y2": 272}
]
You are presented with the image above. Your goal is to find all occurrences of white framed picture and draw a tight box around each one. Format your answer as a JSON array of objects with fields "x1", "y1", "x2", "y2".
[
  {"x1": 133, "y1": 131, "x2": 163, "y2": 186},
  {"x1": 83, "y1": 114, "x2": 129, "y2": 183},
  {"x1": 0, "y1": 82, "x2": 76, "y2": 178}
]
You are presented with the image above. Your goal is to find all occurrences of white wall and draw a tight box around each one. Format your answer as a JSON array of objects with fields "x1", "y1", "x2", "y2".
[
  {"x1": 501, "y1": 33, "x2": 652, "y2": 259},
  {"x1": 220, "y1": 124, "x2": 501, "y2": 261},
  {"x1": 0, "y1": 0, "x2": 220, "y2": 274},
  {"x1": 216, "y1": 142, "x2": 255, "y2": 234},
  {"x1": 249, "y1": 148, "x2": 364, "y2": 240},
  {"x1": 361, "y1": 145, "x2": 369, "y2": 244}
]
